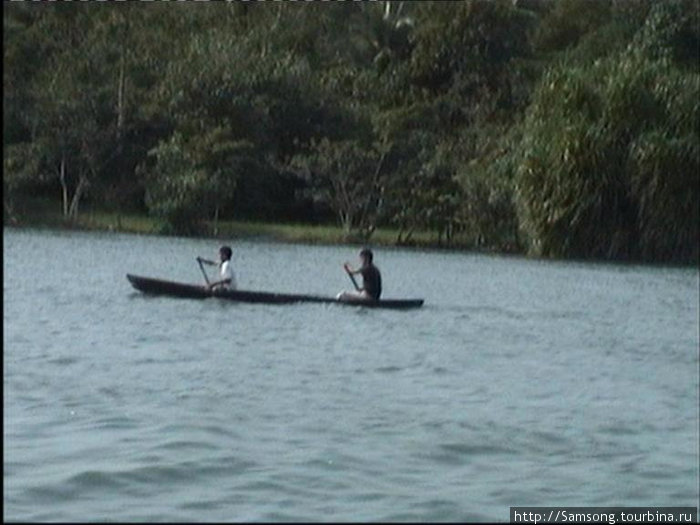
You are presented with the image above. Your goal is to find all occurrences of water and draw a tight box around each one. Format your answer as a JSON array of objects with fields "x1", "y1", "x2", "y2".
[{"x1": 4, "y1": 227, "x2": 698, "y2": 522}]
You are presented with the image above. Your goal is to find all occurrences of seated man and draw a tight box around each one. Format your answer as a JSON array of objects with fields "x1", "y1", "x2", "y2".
[
  {"x1": 337, "y1": 247, "x2": 382, "y2": 301},
  {"x1": 198, "y1": 245, "x2": 237, "y2": 290}
]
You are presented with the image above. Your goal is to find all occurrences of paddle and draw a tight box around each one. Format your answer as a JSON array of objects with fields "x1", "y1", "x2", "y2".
[
  {"x1": 196, "y1": 256, "x2": 211, "y2": 286},
  {"x1": 344, "y1": 264, "x2": 361, "y2": 292}
]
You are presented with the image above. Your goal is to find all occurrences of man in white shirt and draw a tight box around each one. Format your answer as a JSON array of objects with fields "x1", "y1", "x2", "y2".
[{"x1": 198, "y1": 246, "x2": 237, "y2": 290}]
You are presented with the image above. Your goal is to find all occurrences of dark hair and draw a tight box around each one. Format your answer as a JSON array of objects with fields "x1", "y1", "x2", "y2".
[
  {"x1": 219, "y1": 246, "x2": 232, "y2": 260},
  {"x1": 360, "y1": 247, "x2": 373, "y2": 262}
]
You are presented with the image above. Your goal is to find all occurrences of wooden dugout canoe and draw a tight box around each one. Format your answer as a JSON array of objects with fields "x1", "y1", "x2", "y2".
[{"x1": 126, "y1": 274, "x2": 424, "y2": 309}]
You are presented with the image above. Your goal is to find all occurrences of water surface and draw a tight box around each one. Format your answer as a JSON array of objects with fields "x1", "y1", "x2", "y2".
[{"x1": 4, "y1": 227, "x2": 698, "y2": 521}]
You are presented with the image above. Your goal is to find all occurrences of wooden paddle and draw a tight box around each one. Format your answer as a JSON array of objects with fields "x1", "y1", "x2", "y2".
[
  {"x1": 196, "y1": 256, "x2": 211, "y2": 286},
  {"x1": 344, "y1": 264, "x2": 361, "y2": 292}
]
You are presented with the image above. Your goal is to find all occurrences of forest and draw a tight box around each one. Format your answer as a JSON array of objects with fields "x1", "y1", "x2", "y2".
[{"x1": 3, "y1": 0, "x2": 698, "y2": 263}]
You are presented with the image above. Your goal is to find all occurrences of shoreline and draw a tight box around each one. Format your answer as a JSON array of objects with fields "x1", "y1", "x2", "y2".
[
  {"x1": 6, "y1": 210, "x2": 696, "y2": 268},
  {"x1": 4, "y1": 209, "x2": 509, "y2": 254}
]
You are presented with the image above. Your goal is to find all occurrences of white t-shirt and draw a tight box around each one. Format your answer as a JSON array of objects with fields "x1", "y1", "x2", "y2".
[{"x1": 220, "y1": 260, "x2": 237, "y2": 290}]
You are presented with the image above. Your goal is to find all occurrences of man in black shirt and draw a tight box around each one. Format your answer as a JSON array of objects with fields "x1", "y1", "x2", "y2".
[{"x1": 339, "y1": 248, "x2": 382, "y2": 300}]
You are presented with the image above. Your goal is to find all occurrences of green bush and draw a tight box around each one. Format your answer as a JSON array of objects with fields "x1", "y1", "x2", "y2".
[
  {"x1": 515, "y1": 43, "x2": 699, "y2": 262},
  {"x1": 629, "y1": 131, "x2": 699, "y2": 262}
]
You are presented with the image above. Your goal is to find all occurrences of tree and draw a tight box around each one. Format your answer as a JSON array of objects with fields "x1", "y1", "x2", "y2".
[
  {"x1": 3, "y1": 3, "x2": 182, "y2": 221},
  {"x1": 515, "y1": 1, "x2": 699, "y2": 262},
  {"x1": 455, "y1": 126, "x2": 521, "y2": 251},
  {"x1": 292, "y1": 138, "x2": 385, "y2": 240},
  {"x1": 29, "y1": 20, "x2": 117, "y2": 220},
  {"x1": 142, "y1": 131, "x2": 248, "y2": 235}
]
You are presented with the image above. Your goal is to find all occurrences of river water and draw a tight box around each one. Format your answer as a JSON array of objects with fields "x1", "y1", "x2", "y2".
[{"x1": 3, "y1": 227, "x2": 698, "y2": 522}]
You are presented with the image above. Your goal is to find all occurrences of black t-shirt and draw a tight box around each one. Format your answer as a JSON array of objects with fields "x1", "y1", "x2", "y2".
[{"x1": 360, "y1": 264, "x2": 382, "y2": 300}]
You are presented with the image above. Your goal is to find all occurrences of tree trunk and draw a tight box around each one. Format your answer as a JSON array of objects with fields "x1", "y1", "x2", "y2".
[
  {"x1": 68, "y1": 174, "x2": 88, "y2": 220},
  {"x1": 397, "y1": 224, "x2": 414, "y2": 245},
  {"x1": 117, "y1": 53, "x2": 125, "y2": 140},
  {"x1": 357, "y1": 152, "x2": 386, "y2": 237},
  {"x1": 340, "y1": 210, "x2": 353, "y2": 237},
  {"x1": 116, "y1": 12, "x2": 128, "y2": 141},
  {"x1": 59, "y1": 156, "x2": 69, "y2": 217}
]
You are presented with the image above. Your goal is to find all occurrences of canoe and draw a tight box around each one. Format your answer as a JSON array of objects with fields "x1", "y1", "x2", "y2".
[{"x1": 126, "y1": 274, "x2": 424, "y2": 309}]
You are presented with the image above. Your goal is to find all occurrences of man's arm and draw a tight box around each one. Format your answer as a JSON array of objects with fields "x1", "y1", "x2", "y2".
[
  {"x1": 197, "y1": 256, "x2": 217, "y2": 266},
  {"x1": 343, "y1": 262, "x2": 362, "y2": 275},
  {"x1": 343, "y1": 263, "x2": 363, "y2": 291}
]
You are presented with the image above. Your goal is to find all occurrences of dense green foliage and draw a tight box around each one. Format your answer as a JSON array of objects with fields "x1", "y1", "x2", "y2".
[
  {"x1": 516, "y1": 1, "x2": 699, "y2": 262},
  {"x1": 4, "y1": 0, "x2": 698, "y2": 263}
]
